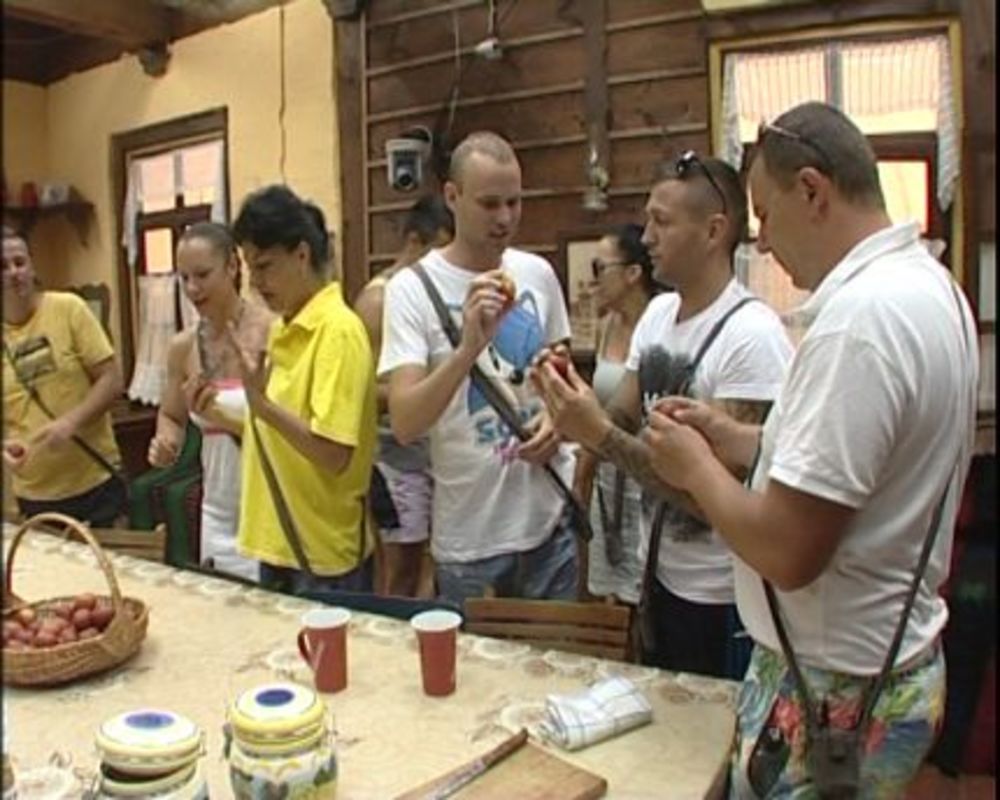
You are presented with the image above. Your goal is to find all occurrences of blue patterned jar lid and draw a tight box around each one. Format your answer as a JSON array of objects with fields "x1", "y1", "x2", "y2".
[
  {"x1": 95, "y1": 710, "x2": 203, "y2": 776},
  {"x1": 228, "y1": 682, "x2": 326, "y2": 746}
]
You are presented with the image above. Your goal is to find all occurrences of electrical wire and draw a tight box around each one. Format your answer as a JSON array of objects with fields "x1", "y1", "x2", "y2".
[
  {"x1": 432, "y1": 0, "x2": 521, "y2": 176},
  {"x1": 278, "y1": 2, "x2": 288, "y2": 183}
]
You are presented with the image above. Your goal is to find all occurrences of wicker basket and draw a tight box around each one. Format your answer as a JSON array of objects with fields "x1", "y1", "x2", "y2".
[{"x1": 2, "y1": 512, "x2": 149, "y2": 687}]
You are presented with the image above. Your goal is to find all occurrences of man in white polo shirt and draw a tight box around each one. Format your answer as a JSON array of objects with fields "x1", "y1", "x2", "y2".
[{"x1": 645, "y1": 102, "x2": 978, "y2": 797}]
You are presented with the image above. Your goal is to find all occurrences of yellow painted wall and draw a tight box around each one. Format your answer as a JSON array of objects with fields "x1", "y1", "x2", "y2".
[
  {"x1": 2, "y1": 0, "x2": 340, "y2": 350},
  {"x1": 2, "y1": 80, "x2": 58, "y2": 272}
]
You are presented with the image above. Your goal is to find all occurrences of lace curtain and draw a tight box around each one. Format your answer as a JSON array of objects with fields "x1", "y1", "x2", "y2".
[
  {"x1": 721, "y1": 35, "x2": 958, "y2": 210},
  {"x1": 122, "y1": 138, "x2": 226, "y2": 404},
  {"x1": 128, "y1": 276, "x2": 179, "y2": 404}
]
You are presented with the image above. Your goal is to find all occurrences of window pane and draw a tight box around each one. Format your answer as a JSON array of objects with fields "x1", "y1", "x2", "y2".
[
  {"x1": 842, "y1": 39, "x2": 939, "y2": 134},
  {"x1": 735, "y1": 48, "x2": 827, "y2": 142},
  {"x1": 878, "y1": 160, "x2": 929, "y2": 232},
  {"x1": 138, "y1": 153, "x2": 176, "y2": 213},
  {"x1": 143, "y1": 228, "x2": 174, "y2": 274},
  {"x1": 180, "y1": 141, "x2": 221, "y2": 207}
]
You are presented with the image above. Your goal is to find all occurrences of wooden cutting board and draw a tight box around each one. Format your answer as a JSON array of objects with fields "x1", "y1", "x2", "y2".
[{"x1": 400, "y1": 742, "x2": 607, "y2": 800}]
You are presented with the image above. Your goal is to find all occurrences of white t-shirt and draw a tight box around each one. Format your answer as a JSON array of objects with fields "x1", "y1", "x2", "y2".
[
  {"x1": 379, "y1": 248, "x2": 574, "y2": 563},
  {"x1": 738, "y1": 222, "x2": 979, "y2": 675},
  {"x1": 627, "y1": 279, "x2": 793, "y2": 603}
]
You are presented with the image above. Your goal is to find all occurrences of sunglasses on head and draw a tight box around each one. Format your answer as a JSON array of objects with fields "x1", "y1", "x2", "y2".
[
  {"x1": 756, "y1": 121, "x2": 833, "y2": 173},
  {"x1": 591, "y1": 257, "x2": 627, "y2": 280},
  {"x1": 674, "y1": 150, "x2": 728, "y2": 214}
]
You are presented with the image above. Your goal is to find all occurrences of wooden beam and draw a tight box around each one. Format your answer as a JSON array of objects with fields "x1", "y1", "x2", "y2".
[
  {"x1": 334, "y1": 15, "x2": 368, "y2": 303},
  {"x1": 3, "y1": 0, "x2": 171, "y2": 49}
]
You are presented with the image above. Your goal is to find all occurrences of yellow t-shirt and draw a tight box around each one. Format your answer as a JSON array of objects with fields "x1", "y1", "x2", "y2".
[
  {"x1": 2, "y1": 292, "x2": 122, "y2": 501},
  {"x1": 238, "y1": 283, "x2": 377, "y2": 575}
]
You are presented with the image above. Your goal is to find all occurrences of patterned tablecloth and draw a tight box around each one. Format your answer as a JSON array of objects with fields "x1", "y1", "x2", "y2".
[{"x1": 2, "y1": 526, "x2": 737, "y2": 799}]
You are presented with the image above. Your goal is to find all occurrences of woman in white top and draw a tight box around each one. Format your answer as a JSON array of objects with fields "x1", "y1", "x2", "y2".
[
  {"x1": 148, "y1": 222, "x2": 272, "y2": 582},
  {"x1": 573, "y1": 224, "x2": 662, "y2": 603}
]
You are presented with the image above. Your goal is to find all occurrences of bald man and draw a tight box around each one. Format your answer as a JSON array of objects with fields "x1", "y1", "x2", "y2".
[{"x1": 378, "y1": 131, "x2": 578, "y2": 607}]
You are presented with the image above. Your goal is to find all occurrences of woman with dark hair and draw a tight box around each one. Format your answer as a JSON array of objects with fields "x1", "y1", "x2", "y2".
[
  {"x1": 573, "y1": 223, "x2": 661, "y2": 604},
  {"x1": 148, "y1": 222, "x2": 272, "y2": 581},
  {"x1": 230, "y1": 185, "x2": 378, "y2": 595}
]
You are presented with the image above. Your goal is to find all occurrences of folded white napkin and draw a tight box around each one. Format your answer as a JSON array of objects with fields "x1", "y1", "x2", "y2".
[{"x1": 540, "y1": 676, "x2": 653, "y2": 751}]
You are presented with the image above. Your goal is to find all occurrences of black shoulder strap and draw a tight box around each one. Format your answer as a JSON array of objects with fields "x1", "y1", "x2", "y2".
[
  {"x1": 410, "y1": 263, "x2": 592, "y2": 541},
  {"x1": 676, "y1": 296, "x2": 757, "y2": 396},
  {"x1": 248, "y1": 414, "x2": 368, "y2": 579},
  {"x1": 641, "y1": 295, "x2": 760, "y2": 596},
  {"x1": 3, "y1": 339, "x2": 125, "y2": 483},
  {"x1": 760, "y1": 277, "x2": 974, "y2": 734}
]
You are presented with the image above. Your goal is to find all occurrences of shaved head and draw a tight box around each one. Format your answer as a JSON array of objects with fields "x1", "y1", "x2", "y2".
[{"x1": 448, "y1": 131, "x2": 518, "y2": 184}]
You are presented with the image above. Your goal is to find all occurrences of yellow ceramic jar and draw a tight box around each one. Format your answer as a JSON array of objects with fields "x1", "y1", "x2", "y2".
[
  {"x1": 94, "y1": 709, "x2": 207, "y2": 799},
  {"x1": 225, "y1": 682, "x2": 337, "y2": 799}
]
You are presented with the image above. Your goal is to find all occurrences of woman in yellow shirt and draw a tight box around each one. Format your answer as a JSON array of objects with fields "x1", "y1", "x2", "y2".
[{"x1": 229, "y1": 186, "x2": 377, "y2": 595}]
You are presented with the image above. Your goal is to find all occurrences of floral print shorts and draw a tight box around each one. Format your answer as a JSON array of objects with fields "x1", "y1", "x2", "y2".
[{"x1": 728, "y1": 643, "x2": 945, "y2": 799}]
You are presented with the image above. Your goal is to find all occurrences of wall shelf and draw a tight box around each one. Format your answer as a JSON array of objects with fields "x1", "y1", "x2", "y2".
[{"x1": 3, "y1": 200, "x2": 95, "y2": 245}]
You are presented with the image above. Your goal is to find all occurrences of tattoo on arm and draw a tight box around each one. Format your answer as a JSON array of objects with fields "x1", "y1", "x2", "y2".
[
  {"x1": 719, "y1": 399, "x2": 772, "y2": 425},
  {"x1": 596, "y1": 426, "x2": 705, "y2": 522},
  {"x1": 606, "y1": 400, "x2": 640, "y2": 435}
]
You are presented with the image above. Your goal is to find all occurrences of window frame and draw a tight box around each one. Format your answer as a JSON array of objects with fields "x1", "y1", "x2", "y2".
[
  {"x1": 111, "y1": 108, "x2": 228, "y2": 378},
  {"x1": 708, "y1": 18, "x2": 966, "y2": 288}
]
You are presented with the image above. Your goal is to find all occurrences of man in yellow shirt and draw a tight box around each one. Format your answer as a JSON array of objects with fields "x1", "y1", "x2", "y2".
[
  {"x1": 231, "y1": 187, "x2": 377, "y2": 595},
  {"x1": 2, "y1": 227, "x2": 126, "y2": 526}
]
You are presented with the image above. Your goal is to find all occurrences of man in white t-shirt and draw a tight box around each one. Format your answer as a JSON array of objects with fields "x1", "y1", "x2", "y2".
[
  {"x1": 379, "y1": 131, "x2": 577, "y2": 607},
  {"x1": 534, "y1": 154, "x2": 792, "y2": 679},
  {"x1": 645, "y1": 103, "x2": 978, "y2": 796}
]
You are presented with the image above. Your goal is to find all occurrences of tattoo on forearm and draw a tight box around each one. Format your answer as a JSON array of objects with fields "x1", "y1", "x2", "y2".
[
  {"x1": 607, "y1": 402, "x2": 640, "y2": 435},
  {"x1": 596, "y1": 426, "x2": 705, "y2": 522}
]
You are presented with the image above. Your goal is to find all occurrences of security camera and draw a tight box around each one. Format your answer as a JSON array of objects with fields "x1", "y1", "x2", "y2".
[{"x1": 385, "y1": 137, "x2": 431, "y2": 193}]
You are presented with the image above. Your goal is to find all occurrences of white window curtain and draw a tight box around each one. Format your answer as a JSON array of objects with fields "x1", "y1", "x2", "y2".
[
  {"x1": 128, "y1": 275, "x2": 179, "y2": 404},
  {"x1": 121, "y1": 139, "x2": 226, "y2": 268},
  {"x1": 721, "y1": 35, "x2": 958, "y2": 210},
  {"x1": 121, "y1": 138, "x2": 226, "y2": 404}
]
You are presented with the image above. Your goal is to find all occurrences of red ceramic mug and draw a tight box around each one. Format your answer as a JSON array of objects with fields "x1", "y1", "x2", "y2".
[
  {"x1": 297, "y1": 607, "x2": 351, "y2": 693},
  {"x1": 410, "y1": 610, "x2": 463, "y2": 697}
]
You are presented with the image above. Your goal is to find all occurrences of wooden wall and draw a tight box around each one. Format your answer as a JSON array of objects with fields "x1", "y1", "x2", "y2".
[{"x1": 334, "y1": 0, "x2": 993, "y2": 308}]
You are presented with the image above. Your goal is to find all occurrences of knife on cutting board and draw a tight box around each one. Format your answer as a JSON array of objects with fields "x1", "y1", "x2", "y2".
[{"x1": 395, "y1": 729, "x2": 529, "y2": 800}]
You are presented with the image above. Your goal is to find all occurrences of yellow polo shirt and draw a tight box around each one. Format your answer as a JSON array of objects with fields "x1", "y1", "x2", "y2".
[
  {"x1": 238, "y1": 283, "x2": 377, "y2": 575},
  {"x1": 2, "y1": 292, "x2": 122, "y2": 501}
]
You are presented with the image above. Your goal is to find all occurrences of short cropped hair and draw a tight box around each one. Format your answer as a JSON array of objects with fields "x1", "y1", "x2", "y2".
[
  {"x1": 754, "y1": 101, "x2": 885, "y2": 209},
  {"x1": 448, "y1": 131, "x2": 518, "y2": 184},
  {"x1": 655, "y1": 155, "x2": 748, "y2": 259},
  {"x1": 233, "y1": 185, "x2": 332, "y2": 272}
]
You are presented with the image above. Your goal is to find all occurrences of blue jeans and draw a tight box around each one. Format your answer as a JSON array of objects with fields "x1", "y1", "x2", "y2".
[
  {"x1": 259, "y1": 558, "x2": 374, "y2": 597},
  {"x1": 435, "y1": 510, "x2": 579, "y2": 608}
]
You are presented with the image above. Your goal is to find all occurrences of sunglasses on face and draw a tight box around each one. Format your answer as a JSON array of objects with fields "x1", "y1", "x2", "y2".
[
  {"x1": 591, "y1": 258, "x2": 627, "y2": 280},
  {"x1": 756, "y1": 121, "x2": 833, "y2": 173},
  {"x1": 674, "y1": 150, "x2": 728, "y2": 214}
]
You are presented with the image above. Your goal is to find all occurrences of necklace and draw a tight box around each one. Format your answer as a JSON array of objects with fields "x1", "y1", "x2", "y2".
[{"x1": 197, "y1": 298, "x2": 245, "y2": 379}]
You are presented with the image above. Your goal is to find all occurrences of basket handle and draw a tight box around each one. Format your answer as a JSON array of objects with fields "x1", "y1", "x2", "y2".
[{"x1": 4, "y1": 513, "x2": 125, "y2": 613}]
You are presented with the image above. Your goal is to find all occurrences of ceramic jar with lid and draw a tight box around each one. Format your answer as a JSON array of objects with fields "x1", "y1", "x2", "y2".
[
  {"x1": 94, "y1": 709, "x2": 207, "y2": 799},
  {"x1": 224, "y1": 681, "x2": 337, "y2": 799}
]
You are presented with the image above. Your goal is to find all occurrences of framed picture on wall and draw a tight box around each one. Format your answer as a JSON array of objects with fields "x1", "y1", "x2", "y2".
[{"x1": 557, "y1": 231, "x2": 605, "y2": 358}]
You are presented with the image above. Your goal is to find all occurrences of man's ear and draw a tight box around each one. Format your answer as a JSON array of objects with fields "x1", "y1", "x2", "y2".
[
  {"x1": 797, "y1": 167, "x2": 830, "y2": 216},
  {"x1": 443, "y1": 180, "x2": 459, "y2": 211}
]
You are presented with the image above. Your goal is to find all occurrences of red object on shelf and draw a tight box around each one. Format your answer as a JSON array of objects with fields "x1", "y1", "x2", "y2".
[{"x1": 19, "y1": 181, "x2": 38, "y2": 208}]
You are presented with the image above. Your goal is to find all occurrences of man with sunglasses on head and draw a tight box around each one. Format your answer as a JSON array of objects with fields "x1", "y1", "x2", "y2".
[
  {"x1": 644, "y1": 102, "x2": 977, "y2": 796},
  {"x1": 534, "y1": 152, "x2": 792, "y2": 679}
]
